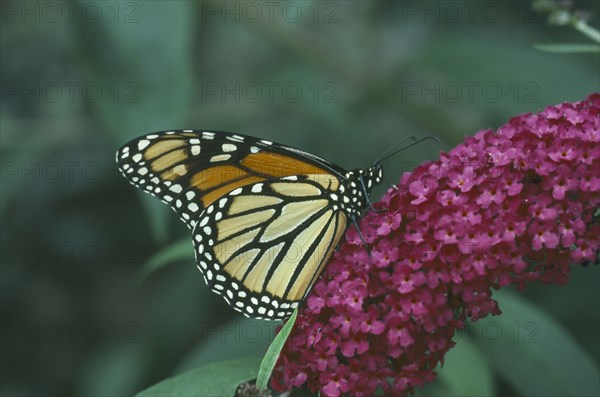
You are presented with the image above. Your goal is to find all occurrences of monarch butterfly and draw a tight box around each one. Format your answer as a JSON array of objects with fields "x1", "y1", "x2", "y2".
[{"x1": 116, "y1": 130, "x2": 422, "y2": 320}]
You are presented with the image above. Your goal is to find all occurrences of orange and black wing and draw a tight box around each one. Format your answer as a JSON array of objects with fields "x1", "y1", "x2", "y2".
[{"x1": 116, "y1": 130, "x2": 345, "y2": 230}]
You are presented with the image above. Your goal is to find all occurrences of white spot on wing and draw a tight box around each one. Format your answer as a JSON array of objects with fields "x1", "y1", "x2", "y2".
[
  {"x1": 138, "y1": 140, "x2": 150, "y2": 150},
  {"x1": 210, "y1": 154, "x2": 231, "y2": 162},
  {"x1": 169, "y1": 184, "x2": 183, "y2": 193},
  {"x1": 222, "y1": 143, "x2": 237, "y2": 152}
]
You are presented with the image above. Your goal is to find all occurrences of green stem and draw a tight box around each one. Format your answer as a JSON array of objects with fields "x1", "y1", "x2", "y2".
[{"x1": 573, "y1": 20, "x2": 600, "y2": 43}]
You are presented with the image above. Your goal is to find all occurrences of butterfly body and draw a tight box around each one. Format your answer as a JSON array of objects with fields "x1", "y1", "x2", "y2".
[{"x1": 117, "y1": 130, "x2": 382, "y2": 320}]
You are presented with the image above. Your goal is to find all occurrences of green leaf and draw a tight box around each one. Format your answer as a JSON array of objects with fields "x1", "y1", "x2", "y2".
[
  {"x1": 135, "y1": 357, "x2": 261, "y2": 397},
  {"x1": 476, "y1": 289, "x2": 600, "y2": 396},
  {"x1": 175, "y1": 317, "x2": 275, "y2": 373},
  {"x1": 133, "y1": 237, "x2": 193, "y2": 286},
  {"x1": 256, "y1": 308, "x2": 298, "y2": 390},
  {"x1": 533, "y1": 43, "x2": 600, "y2": 53},
  {"x1": 415, "y1": 332, "x2": 495, "y2": 397}
]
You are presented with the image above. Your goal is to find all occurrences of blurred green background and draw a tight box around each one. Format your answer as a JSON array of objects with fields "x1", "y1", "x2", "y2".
[{"x1": 1, "y1": 1, "x2": 598, "y2": 396}]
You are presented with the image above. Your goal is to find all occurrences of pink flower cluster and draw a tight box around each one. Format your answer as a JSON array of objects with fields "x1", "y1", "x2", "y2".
[{"x1": 271, "y1": 94, "x2": 600, "y2": 397}]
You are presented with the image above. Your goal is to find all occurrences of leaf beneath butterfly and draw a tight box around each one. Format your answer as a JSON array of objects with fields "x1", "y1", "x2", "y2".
[
  {"x1": 135, "y1": 357, "x2": 260, "y2": 396},
  {"x1": 256, "y1": 308, "x2": 298, "y2": 390},
  {"x1": 133, "y1": 237, "x2": 193, "y2": 286}
]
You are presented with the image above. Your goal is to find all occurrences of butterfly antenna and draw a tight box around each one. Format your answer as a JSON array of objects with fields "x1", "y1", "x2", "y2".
[
  {"x1": 372, "y1": 136, "x2": 417, "y2": 166},
  {"x1": 373, "y1": 136, "x2": 440, "y2": 166}
]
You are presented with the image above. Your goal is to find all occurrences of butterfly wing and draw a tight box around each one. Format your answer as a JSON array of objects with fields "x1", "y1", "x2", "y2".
[
  {"x1": 116, "y1": 130, "x2": 344, "y2": 230},
  {"x1": 193, "y1": 175, "x2": 348, "y2": 320}
]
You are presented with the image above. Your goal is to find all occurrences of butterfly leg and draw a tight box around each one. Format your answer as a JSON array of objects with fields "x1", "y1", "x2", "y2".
[
  {"x1": 359, "y1": 176, "x2": 385, "y2": 214},
  {"x1": 351, "y1": 216, "x2": 371, "y2": 256}
]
